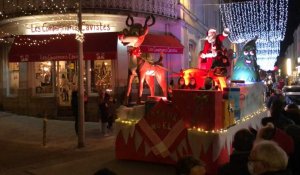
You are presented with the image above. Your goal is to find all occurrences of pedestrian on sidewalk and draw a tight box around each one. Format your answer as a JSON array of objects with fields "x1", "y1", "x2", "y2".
[
  {"x1": 107, "y1": 98, "x2": 117, "y2": 132},
  {"x1": 71, "y1": 86, "x2": 79, "y2": 135},
  {"x1": 99, "y1": 93, "x2": 111, "y2": 136}
]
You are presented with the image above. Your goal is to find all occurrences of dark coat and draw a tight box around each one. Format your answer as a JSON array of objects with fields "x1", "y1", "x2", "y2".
[
  {"x1": 71, "y1": 91, "x2": 78, "y2": 117},
  {"x1": 99, "y1": 101, "x2": 110, "y2": 123},
  {"x1": 261, "y1": 169, "x2": 293, "y2": 175},
  {"x1": 218, "y1": 151, "x2": 250, "y2": 175},
  {"x1": 284, "y1": 110, "x2": 300, "y2": 125}
]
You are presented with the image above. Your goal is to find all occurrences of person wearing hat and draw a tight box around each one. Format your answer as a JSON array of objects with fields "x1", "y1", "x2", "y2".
[{"x1": 198, "y1": 28, "x2": 230, "y2": 70}]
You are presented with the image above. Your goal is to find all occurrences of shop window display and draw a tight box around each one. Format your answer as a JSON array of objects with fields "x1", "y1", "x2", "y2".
[
  {"x1": 91, "y1": 60, "x2": 112, "y2": 93},
  {"x1": 34, "y1": 61, "x2": 53, "y2": 94},
  {"x1": 189, "y1": 41, "x2": 196, "y2": 67},
  {"x1": 57, "y1": 61, "x2": 77, "y2": 106},
  {"x1": 8, "y1": 63, "x2": 19, "y2": 95}
]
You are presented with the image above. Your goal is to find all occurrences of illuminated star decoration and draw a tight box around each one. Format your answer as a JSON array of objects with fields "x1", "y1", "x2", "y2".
[
  {"x1": 75, "y1": 31, "x2": 84, "y2": 43},
  {"x1": 220, "y1": 0, "x2": 288, "y2": 70}
]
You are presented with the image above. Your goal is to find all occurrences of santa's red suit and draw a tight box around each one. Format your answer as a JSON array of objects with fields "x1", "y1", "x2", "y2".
[{"x1": 199, "y1": 28, "x2": 229, "y2": 70}]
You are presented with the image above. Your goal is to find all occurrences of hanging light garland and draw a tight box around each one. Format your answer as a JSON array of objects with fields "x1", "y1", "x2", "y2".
[
  {"x1": 0, "y1": 0, "x2": 79, "y2": 46},
  {"x1": 256, "y1": 41, "x2": 281, "y2": 70},
  {"x1": 220, "y1": 0, "x2": 289, "y2": 70},
  {"x1": 13, "y1": 35, "x2": 66, "y2": 46}
]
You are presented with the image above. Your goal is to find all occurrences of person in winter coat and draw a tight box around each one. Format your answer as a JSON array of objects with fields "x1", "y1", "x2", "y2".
[{"x1": 248, "y1": 140, "x2": 292, "y2": 175}]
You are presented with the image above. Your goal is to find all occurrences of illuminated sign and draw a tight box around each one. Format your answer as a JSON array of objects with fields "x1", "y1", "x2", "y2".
[{"x1": 26, "y1": 22, "x2": 117, "y2": 35}]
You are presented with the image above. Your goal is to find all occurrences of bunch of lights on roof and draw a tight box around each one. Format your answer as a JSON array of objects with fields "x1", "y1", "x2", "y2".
[
  {"x1": 12, "y1": 35, "x2": 65, "y2": 46},
  {"x1": 0, "y1": 0, "x2": 78, "y2": 44},
  {"x1": 188, "y1": 107, "x2": 266, "y2": 134},
  {"x1": 0, "y1": 0, "x2": 72, "y2": 19},
  {"x1": 220, "y1": 0, "x2": 288, "y2": 70}
]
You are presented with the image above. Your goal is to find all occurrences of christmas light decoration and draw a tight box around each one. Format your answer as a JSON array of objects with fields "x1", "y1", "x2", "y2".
[
  {"x1": 117, "y1": 106, "x2": 267, "y2": 134},
  {"x1": 256, "y1": 41, "x2": 280, "y2": 70},
  {"x1": 188, "y1": 107, "x2": 266, "y2": 134},
  {"x1": 220, "y1": 0, "x2": 289, "y2": 71},
  {"x1": 13, "y1": 35, "x2": 65, "y2": 46},
  {"x1": 0, "y1": 0, "x2": 77, "y2": 44}
]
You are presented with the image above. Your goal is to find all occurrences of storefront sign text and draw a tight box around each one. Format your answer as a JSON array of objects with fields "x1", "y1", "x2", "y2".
[{"x1": 27, "y1": 22, "x2": 115, "y2": 35}]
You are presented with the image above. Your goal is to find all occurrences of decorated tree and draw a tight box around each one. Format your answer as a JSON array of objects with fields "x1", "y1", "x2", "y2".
[{"x1": 232, "y1": 38, "x2": 260, "y2": 82}]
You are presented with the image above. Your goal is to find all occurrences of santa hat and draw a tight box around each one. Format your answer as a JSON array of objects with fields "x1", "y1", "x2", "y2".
[
  {"x1": 207, "y1": 28, "x2": 216, "y2": 36},
  {"x1": 206, "y1": 28, "x2": 217, "y2": 40}
]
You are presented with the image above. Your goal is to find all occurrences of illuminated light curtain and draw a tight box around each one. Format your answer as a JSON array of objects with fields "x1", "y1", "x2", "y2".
[
  {"x1": 256, "y1": 42, "x2": 280, "y2": 70},
  {"x1": 220, "y1": 0, "x2": 288, "y2": 70}
]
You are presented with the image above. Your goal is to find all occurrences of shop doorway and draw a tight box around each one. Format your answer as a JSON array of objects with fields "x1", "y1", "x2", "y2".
[{"x1": 56, "y1": 61, "x2": 77, "y2": 106}]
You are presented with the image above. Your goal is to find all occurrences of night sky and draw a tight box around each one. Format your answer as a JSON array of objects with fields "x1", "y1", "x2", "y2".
[{"x1": 223, "y1": 0, "x2": 300, "y2": 67}]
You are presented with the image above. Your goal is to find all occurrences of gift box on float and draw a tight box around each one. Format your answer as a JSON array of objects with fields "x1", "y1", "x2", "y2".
[
  {"x1": 223, "y1": 87, "x2": 241, "y2": 120},
  {"x1": 172, "y1": 89, "x2": 223, "y2": 130},
  {"x1": 222, "y1": 100, "x2": 235, "y2": 128}
]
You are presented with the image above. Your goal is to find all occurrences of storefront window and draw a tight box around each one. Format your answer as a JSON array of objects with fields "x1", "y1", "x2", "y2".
[
  {"x1": 34, "y1": 61, "x2": 54, "y2": 94},
  {"x1": 189, "y1": 41, "x2": 195, "y2": 67},
  {"x1": 57, "y1": 61, "x2": 77, "y2": 106},
  {"x1": 91, "y1": 60, "x2": 112, "y2": 93},
  {"x1": 8, "y1": 63, "x2": 19, "y2": 95}
]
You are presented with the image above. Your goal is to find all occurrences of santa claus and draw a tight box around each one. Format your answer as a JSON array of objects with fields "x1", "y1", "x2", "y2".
[{"x1": 199, "y1": 28, "x2": 230, "y2": 70}]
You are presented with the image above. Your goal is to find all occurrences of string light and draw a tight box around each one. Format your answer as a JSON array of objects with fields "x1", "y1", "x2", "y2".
[
  {"x1": 188, "y1": 107, "x2": 267, "y2": 134},
  {"x1": 117, "y1": 106, "x2": 267, "y2": 135},
  {"x1": 220, "y1": 0, "x2": 289, "y2": 71},
  {"x1": 0, "y1": 0, "x2": 78, "y2": 45},
  {"x1": 12, "y1": 34, "x2": 66, "y2": 46},
  {"x1": 75, "y1": 31, "x2": 84, "y2": 43},
  {"x1": 115, "y1": 106, "x2": 267, "y2": 134},
  {"x1": 115, "y1": 118, "x2": 139, "y2": 125}
]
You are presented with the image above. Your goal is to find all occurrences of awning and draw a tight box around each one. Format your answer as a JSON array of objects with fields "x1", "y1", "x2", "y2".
[
  {"x1": 8, "y1": 32, "x2": 118, "y2": 62},
  {"x1": 140, "y1": 34, "x2": 184, "y2": 54}
]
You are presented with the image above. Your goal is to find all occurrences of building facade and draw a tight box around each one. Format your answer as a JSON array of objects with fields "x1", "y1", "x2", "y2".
[{"x1": 0, "y1": 0, "x2": 222, "y2": 121}]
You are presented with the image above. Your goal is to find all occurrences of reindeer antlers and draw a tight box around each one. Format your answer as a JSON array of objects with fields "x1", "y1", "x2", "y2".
[
  {"x1": 144, "y1": 15, "x2": 155, "y2": 27},
  {"x1": 126, "y1": 15, "x2": 134, "y2": 27},
  {"x1": 125, "y1": 14, "x2": 155, "y2": 28},
  {"x1": 126, "y1": 14, "x2": 155, "y2": 27}
]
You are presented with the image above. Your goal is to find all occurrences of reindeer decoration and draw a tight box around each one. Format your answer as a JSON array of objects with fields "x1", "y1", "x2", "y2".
[{"x1": 118, "y1": 15, "x2": 167, "y2": 105}]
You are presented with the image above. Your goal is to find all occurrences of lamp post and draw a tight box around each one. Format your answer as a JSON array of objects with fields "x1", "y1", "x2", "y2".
[
  {"x1": 77, "y1": 0, "x2": 85, "y2": 148},
  {"x1": 286, "y1": 58, "x2": 292, "y2": 86}
]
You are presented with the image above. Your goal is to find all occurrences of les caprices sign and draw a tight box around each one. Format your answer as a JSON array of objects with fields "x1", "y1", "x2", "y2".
[{"x1": 27, "y1": 22, "x2": 116, "y2": 35}]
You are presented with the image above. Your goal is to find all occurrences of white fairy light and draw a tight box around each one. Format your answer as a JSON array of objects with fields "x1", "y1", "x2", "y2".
[
  {"x1": 220, "y1": 0, "x2": 289, "y2": 71},
  {"x1": 75, "y1": 31, "x2": 84, "y2": 43}
]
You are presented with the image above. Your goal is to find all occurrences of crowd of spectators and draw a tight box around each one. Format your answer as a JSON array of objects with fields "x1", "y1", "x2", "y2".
[
  {"x1": 216, "y1": 86, "x2": 300, "y2": 175},
  {"x1": 175, "y1": 84, "x2": 300, "y2": 175}
]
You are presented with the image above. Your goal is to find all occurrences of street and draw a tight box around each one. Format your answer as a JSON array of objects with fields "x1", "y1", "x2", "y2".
[{"x1": 0, "y1": 112, "x2": 175, "y2": 175}]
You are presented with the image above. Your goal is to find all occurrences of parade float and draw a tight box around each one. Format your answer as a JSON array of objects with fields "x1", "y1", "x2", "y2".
[{"x1": 116, "y1": 15, "x2": 266, "y2": 175}]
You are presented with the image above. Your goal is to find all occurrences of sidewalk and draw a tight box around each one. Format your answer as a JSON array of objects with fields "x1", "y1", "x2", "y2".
[
  {"x1": 0, "y1": 111, "x2": 112, "y2": 150},
  {"x1": 0, "y1": 111, "x2": 175, "y2": 175}
]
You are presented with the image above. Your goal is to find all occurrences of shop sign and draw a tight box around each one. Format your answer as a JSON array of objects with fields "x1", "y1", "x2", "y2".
[
  {"x1": 11, "y1": 54, "x2": 78, "y2": 62},
  {"x1": 140, "y1": 46, "x2": 184, "y2": 54},
  {"x1": 27, "y1": 22, "x2": 116, "y2": 35},
  {"x1": 39, "y1": 54, "x2": 78, "y2": 61}
]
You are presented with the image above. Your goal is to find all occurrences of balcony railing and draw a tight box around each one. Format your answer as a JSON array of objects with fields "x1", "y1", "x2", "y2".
[{"x1": 0, "y1": 0, "x2": 178, "y2": 19}]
